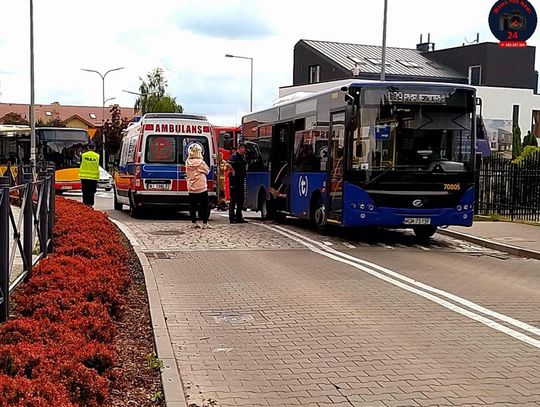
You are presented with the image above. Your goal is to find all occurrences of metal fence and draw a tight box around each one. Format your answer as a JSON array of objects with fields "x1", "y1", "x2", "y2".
[
  {"x1": 477, "y1": 152, "x2": 540, "y2": 222},
  {"x1": 0, "y1": 165, "x2": 55, "y2": 322}
]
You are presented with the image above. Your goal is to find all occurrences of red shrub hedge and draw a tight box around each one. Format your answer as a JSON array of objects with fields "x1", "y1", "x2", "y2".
[{"x1": 0, "y1": 197, "x2": 131, "y2": 407}]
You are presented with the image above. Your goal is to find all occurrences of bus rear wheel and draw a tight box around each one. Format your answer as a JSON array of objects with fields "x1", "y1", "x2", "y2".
[{"x1": 413, "y1": 226, "x2": 437, "y2": 241}]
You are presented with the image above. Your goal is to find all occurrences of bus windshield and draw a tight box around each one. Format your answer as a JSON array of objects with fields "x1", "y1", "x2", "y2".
[
  {"x1": 351, "y1": 88, "x2": 474, "y2": 174},
  {"x1": 38, "y1": 128, "x2": 89, "y2": 170}
]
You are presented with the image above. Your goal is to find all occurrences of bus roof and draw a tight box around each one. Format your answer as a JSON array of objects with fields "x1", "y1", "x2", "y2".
[
  {"x1": 0, "y1": 125, "x2": 31, "y2": 136},
  {"x1": 249, "y1": 80, "x2": 477, "y2": 120}
]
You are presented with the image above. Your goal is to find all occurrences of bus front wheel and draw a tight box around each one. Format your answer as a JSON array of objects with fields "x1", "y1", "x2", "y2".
[
  {"x1": 259, "y1": 195, "x2": 269, "y2": 220},
  {"x1": 413, "y1": 226, "x2": 437, "y2": 241},
  {"x1": 312, "y1": 197, "x2": 328, "y2": 235}
]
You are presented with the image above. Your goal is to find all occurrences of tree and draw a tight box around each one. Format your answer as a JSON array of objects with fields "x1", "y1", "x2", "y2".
[
  {"x1": 512, "y1": 124, "x2": 523, "y2": 159},
  {"x1": 134, "y1": 68, "x2": 183, "y2": 115},
  {"x1": 101, "y1": 104, "x2": 131, "y2": 163},
  {"x1": 522, "y1": 130, "x2": 538, "y2": 147},
  {"x1": 35, "y1": 118, "x2": 66, "y2": 127},
  {"x1": 0, "y1": 112, "x2": 29, "y2": 125}
]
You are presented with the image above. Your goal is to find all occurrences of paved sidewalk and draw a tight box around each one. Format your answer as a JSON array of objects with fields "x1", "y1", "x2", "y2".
[{"x1": 438, "y1": 221, "x2": 540, "y2": 260}]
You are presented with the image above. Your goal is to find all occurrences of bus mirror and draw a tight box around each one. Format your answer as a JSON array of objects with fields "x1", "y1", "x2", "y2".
[{"x1": 345, "y1": 104, "x2": 358, "y2": 132}]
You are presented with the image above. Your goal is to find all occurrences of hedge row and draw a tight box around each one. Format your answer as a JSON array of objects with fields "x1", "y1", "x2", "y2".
[{"x1": 0, "y1": 197, "x2": 130, "y2": 407}]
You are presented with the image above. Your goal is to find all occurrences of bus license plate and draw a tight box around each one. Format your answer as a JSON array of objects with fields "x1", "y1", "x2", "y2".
[{"x1": 403, "y1": 217, "x2": 431, "y2": 225}]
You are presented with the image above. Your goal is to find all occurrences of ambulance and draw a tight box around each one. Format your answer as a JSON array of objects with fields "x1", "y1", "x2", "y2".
[{"x1": 113, "y1": 113, "x2": 217, "y2": 217}]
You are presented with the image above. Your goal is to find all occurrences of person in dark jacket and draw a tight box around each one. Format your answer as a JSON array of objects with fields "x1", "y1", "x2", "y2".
[{"x1": 226, "y1": 143, "x2": 248, "y2": 223}]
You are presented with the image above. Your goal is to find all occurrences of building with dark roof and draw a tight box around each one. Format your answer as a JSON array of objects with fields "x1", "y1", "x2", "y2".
[{"x1": 293, "y1": 39, "x2": 466, "y2": 86}]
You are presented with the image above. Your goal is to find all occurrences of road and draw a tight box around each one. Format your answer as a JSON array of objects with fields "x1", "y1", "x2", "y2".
[{"x1": 70, "y1": 191, "x2": 540, "y2": 406}]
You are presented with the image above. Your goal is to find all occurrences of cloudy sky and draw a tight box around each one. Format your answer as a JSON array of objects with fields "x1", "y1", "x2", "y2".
[{"x1": 1, "y1": 0, "x2": 538, "y2": 125}]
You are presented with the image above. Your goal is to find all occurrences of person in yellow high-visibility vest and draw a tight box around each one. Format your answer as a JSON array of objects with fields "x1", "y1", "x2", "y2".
[{"x1": 79, "y1": 142, "x2": 100, "y2": 206}]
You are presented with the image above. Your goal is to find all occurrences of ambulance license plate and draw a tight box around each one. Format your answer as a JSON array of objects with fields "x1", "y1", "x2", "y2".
[
  {"x1": 147, "y1": 182, "x2": 170, "y2": 190},
  {"x1": 403, "y1": 217, "x2": 431, "y2": 225}
]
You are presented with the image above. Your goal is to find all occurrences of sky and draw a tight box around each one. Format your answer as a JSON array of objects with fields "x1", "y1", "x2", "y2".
[{"x1": 0, "y1": 0, "x2": 538, "y2": 126}]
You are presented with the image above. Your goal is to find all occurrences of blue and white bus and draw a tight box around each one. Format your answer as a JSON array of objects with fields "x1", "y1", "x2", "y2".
[{"x1": 242, "y1": 81, "x2": 477, "y2": 239}]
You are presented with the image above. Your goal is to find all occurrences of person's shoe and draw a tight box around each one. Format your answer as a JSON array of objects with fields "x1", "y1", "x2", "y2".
[
  {"x1": 190, "y1": 222, "x2": 202, "y2": 229},
  {"x1": 203, "y1": 222, "x2": 213, "y2": 229},
  {"x1": 229, "y1": 219, "x2": 237, "y2": 224}
]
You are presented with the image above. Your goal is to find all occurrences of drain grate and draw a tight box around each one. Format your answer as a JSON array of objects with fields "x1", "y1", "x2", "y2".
[
  {"x1": 150, "y1": 230, "x2": 185, "y2": 236},
  {"x1": 145, "y1": 252, "x2": 171, "y2": 259},
  {"x1": 201, "y1": 310, "x2": 259, "y2": 324}
]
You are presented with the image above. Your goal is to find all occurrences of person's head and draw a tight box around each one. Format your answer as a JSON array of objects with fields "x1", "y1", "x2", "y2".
[
  {"x1": 87, "y1": 141, "x2": 96, "y2": 151},
  {"x1": 188, "y1": 144, "x2": 203, "y2": 160},
  {"x1": 237, "y1": 143, "x2": 247, "y2": 155}
]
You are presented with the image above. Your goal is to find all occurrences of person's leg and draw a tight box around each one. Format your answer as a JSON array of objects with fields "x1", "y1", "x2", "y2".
[
  {"x1": 200, "y1": 191, "x2": 209, "y2": 223},
  {"x1": 229, "y1": 185, "x2": 237, "y2": 222},
  {"x1": 89, "y1": 180, "x2": 97, "y2": 206},
  {"x1": 236, "y1": 182, "x2": 245, "y2": 221},
  {"x1": 81, "y1": 179, "x2": 90, "y2": 205},
  {"x1": 188, "y1": 193, "x2": 198, "y2": 223}
]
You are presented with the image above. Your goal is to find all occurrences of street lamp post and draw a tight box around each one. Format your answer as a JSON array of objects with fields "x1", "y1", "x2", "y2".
[
  {"x1": 225, "y1": 54, "x2": 253, "y2": 112},
  {"x1": 81, "y1": 67, "x2": 124, "y2": 168},
  {"x1": 29, "y1": 0, "x2": 36, "y2": 168},
  {"x1": 380, "y1": 0, "x2": 389, "y2": 81}
]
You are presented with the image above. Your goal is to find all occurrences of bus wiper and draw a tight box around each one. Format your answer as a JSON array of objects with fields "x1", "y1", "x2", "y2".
[{"x1": 365, "y1": 165, "x2": 400, "y2": 185}]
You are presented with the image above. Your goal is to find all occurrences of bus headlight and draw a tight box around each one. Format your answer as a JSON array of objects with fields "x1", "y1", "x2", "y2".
[
  {"x1": 368, "y1": 204, "x2": 374, "y2": 211},
  {"x1": 456, "y1": 205, "x2": 462, "y2": 211},
  {"x1": 464, "y1": 204, "x2": 469, "y2": 210},
  {"x1": 359, "y1": 203, "x2": 366, "y2": 210},
  {"x1": 360, "y1": 213, "x2": 366, "y2": 219}
]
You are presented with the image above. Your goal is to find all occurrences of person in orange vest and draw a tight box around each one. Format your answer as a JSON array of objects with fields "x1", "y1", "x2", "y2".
[{"x1": 79, "y1": 142, "x2": 100, "y2": 206}]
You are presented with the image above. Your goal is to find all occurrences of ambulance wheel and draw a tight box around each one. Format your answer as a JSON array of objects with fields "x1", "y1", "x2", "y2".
[
  {"x1": 113, "y1": 188, "x2": 123, "y2": 210},
  {"x1": 129, "y1": 192, "x2": 143, "y2": 218},
  {"x1": 413, "y1": 226, "x2": 437, "y2": 241}
]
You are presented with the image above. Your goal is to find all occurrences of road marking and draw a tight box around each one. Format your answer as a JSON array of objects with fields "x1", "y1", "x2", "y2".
[
  {"x1": 259, "y1": 223, "x2": 540, "y2": 348},
  {"x1": 323, "y1": 241, "x2": 333, "y2": 246},
  {"x1": 342, "y1": 242, "x2": 356, "y2": 249}
]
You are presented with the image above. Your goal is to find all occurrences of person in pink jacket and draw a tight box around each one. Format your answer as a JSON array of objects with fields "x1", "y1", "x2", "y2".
[{"x1": 185, "y1": 144, "x2": 212, "y2": 229}]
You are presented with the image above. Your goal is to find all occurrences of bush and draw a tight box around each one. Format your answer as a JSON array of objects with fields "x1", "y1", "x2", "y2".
[{"x1": 0, "y1": 197, "x2": 130, "y2": 406}]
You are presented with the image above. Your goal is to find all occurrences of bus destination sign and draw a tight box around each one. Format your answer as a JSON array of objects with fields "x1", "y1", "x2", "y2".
[{"x1": 388, "y1": 91, "x2": 447, "y2": 104}]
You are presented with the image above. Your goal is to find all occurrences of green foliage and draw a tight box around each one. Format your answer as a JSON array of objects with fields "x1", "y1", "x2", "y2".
[
  {"x1": 149, "y1": 390, "x2": 164, "y2": 403},
  {"x1": 101, "y1": 104, "x2": 131, "y2": 161},
  {"x1": 146, "y1": 352, "x2": 164, "y2": 370},
  {"x1": 512, "y1": 145, "x2": 540, "y2": 164},
  {"x1": 522, "y1": 130, "x2": 538, "y2": 147},
  {"x1": 512, "y1": 124, "x2": 522, "y2": 159},
  {"x1": 35, "y1": 118, "x2": 66, "y2": 127},
  {"x1": 134, "y1": 68, "x2": 183, "y2": 115}
]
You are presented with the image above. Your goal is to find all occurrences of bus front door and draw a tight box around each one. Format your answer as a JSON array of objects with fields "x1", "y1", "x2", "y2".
[{"x1": 326, "y1": 111, "x2": 346, "y2": 224}]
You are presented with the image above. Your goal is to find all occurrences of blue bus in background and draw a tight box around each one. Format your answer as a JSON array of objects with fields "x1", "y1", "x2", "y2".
[{"x1": 241, "y1": 81, "x2": 478, "y2": 239}]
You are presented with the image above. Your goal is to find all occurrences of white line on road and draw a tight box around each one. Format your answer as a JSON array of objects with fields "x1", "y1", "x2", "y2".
[
  {"x1": 342, "y1": 242, "x2": 356, "y2": 249},
  {"x1": 260, "y1": 223, "x2": 540, "y2": 348}
]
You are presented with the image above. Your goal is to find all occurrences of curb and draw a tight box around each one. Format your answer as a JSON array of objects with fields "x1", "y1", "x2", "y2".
[
  {"x1": 437, "y1": 228, "x2": 540, "y2": 260},
  {"x1": 111, "y1": 219, "x2": 188, "y2": 407}
]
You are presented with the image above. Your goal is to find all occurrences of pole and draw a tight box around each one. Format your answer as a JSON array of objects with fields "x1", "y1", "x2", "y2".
[
  {"x1": 0, "y1": 177, "x2": 10, "y2": 322},
  {"x1": 380, "y1": 0, "x2": 388, "y2": 81},
  {"x1": 29, "y1": 0, "x2": 36, "y2": 168},
  {"x1": 249, "y1": 58, "x2": 253, "y2": 112},
  {"x1": 81, "y1": 67, "x2": 124, "y2": 169},
  {"x1": 102, "y1": 76, "x2": 106, "y2": 168}
]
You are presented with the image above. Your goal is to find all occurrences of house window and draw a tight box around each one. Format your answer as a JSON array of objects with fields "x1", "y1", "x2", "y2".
[
  {"x1": 365, "y1": 58, "x2": 391, "y2": 66},
  {"x1": 308, "y1": 65, "x2": 320, "y2": 84},
  {"x1": 45, "y1": 111, "x2": 52, "y2": 116},
  {"x1": 532, "y1": 110, "x2": 540, "y2": 137},
  {"x1": 89, "y1": 113, "x2": 97, "y2": 119},
  {"x1": 397, "y1": 60, "x2": 421, "y2": 68},
  {"x1": 468, "y1": 65, "x2": 482, "y2": 85}
]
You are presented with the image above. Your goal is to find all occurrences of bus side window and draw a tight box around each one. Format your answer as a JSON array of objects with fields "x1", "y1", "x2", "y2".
[{"x1": 246, "y1": 142, "x2": 264, "y2": 172}]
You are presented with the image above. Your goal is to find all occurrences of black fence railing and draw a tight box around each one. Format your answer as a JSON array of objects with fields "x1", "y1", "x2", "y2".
[
  {"x1": 0, "y1": 165, "x2": 55, "y2": 322},
  {"x1": 477, "y1": 152, "x2": 540, "y2": 222}
]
